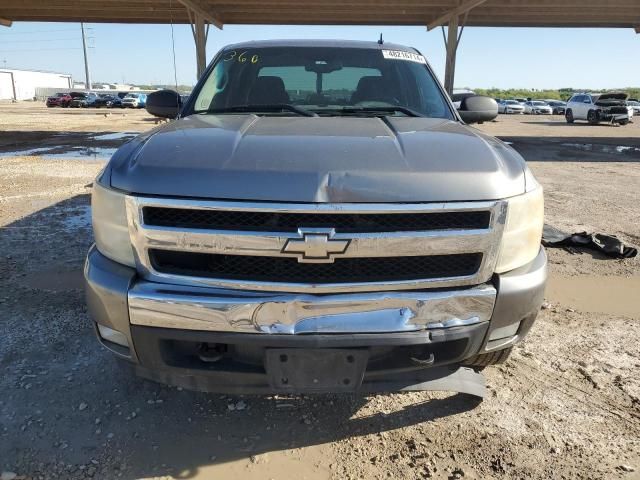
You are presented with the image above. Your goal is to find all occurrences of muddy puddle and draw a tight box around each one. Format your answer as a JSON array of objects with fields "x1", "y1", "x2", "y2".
[
  {"x1": 0, "y1": 131, "x2": 138, "y2": 160},
  {"x1": 560, "y1": 143, "x2": 640, "y2": 155},
  {"x1": 21, "y1": 269, "x2": 84, "y2": 292},
  {"x1": 546, "y1": 275, "x2": 640, "y2": 318}
]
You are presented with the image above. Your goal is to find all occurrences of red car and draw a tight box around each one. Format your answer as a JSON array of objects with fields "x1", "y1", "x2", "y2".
[{"x1": 46, "y1": 92, "x2": 72, "y2": 107}]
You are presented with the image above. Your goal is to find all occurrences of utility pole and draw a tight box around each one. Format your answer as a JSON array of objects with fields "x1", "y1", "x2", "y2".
[{"x1": 80, "y1": 22, "x2": 92, "y2": 90}]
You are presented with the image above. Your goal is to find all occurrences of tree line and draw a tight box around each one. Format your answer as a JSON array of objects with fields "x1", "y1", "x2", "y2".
[{"x1": 472, "y1": 87, "x2": 640, "y2": 101}]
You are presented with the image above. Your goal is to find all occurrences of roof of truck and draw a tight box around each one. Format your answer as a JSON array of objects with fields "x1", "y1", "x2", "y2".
[{"x1": 222, "y1": 39, "x2": 417, "y2": 52}]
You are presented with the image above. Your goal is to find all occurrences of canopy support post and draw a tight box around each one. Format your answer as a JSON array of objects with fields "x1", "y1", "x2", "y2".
[{"x1": 443, "y1": 15, "x2": 459, "y2": 95}]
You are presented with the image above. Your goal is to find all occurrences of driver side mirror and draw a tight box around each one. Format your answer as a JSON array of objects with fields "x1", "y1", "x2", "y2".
[
  {"x1": 146, "y1": 89, "x2": 182, "y2": 118},
  {"x1": 457, "y1": 95, "x2": 498, "y2": 124}
]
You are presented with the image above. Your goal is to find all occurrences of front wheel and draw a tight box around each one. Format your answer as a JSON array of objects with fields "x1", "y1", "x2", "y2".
[
  {"x1": 619, "y1": 120, "x2": 629, "y2": 126},
  {"x1": 565, "y1": 109, "x2": 574, "y2": 123},
  {"x1": 587, "y1": 110, "x2": 599, "y2": 125}
]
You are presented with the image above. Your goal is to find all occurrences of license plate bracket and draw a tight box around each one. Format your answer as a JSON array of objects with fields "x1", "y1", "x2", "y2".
[{"x1": 265, "y1": 348, "x2": 368, "y2": 393}]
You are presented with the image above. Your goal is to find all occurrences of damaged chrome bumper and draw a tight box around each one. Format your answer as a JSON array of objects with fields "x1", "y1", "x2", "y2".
[{"x1": 128, "y1": 282, "x2": 496, "y2": 335}]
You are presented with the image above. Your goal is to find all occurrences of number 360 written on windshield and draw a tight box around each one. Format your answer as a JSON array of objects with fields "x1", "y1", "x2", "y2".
[{"x1": 223, "y1": 51, "x2": 259, "y2": 63}]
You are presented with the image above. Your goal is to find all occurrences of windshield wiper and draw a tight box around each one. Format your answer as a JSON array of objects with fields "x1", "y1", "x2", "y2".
[
  {"x1": 201, "y1": 104, "x2": 317, "y2": 117},
  {"x1": 334, "y1": 106, "x2": 424, "y2": 117}
]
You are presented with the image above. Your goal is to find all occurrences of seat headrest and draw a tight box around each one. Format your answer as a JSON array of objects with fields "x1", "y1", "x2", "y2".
[{"x1": 248, "y1": 76, "x2": 289, "y2": 105}]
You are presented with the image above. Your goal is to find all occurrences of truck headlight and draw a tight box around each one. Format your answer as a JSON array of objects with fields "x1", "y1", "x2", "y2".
[
  {"x1": 495, "y1": 175, "x2": 544, "y2": 274},
  {"x1": 92, "y1": 179, "x2": 136, "y2": 267}
]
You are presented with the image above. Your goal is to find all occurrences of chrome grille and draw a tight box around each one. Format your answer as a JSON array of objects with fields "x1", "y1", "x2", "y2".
[
  {"x1": 142, "y1": 207, "x2": 491, "y2": 233},
  {"x1": 149, "y1": 250, "x2": 483, "y2": 284},
  {"x1": 126, "y1": 198, "x2": 507, "y2": 293}
]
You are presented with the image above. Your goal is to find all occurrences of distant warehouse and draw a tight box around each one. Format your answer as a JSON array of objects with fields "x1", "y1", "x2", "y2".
[{"x1": 0, "y1": 68, "x2": 72, "y2": 101}]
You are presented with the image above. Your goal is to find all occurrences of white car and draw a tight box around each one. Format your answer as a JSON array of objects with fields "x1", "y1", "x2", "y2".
[
  {"x1": 498, "y1": 100, "x2": 525, "y2": 114},
  {"x1": 627, "y1": 100, "x2": 640, "y2": 116},
  {"x1": 121, "y1": 93, "x2": 147, "y2": 108},
  {"x1": 523, "y1": 101, "x2": 553, "y2": 115},
  {"x1": 565, "y1": 92, "x2": 633, "y2": 125}
]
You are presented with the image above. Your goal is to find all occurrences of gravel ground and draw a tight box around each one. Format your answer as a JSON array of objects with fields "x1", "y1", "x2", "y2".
[{"x1": 1, "y1": 104, "x2": 639, "y2": 480}]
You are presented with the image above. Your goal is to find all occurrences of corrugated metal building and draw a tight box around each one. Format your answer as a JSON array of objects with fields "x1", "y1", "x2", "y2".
[{"x1": 0, "y1": 68, "x2": 72, "y2": 101}]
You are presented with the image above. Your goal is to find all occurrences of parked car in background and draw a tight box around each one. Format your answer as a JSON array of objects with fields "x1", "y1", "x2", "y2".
[
  {"x1": 61, "y1": 92, "x2": 85, "y2": 107},
  {"x1": 523, "y1": 101, "x2": 553, "y2": 115},
  {"x1": 627, "y1": 100, "x2": 640, "y2": 116},
  {"x1": 450, "y1": 89, "x2": 476, "y2": 109},
  {"x1": 122, "y1": 93, "x2": 147, "y2": 108},
  {"x1": 46, "y1": 92, "x2": 72, "y2": 107},
  {"x1": 514, "y1": 98, "x2": 528, "y2": 105},
  {"x1": 565, "y1": 92, "x2": 633, "y2": 125},
  {"x1": 498, "y1": 100, "x2": 525, "y2": 114},
  {"x1": 93, "y1": 94, "x2": 118, "y2": 108},
  {"x1": 545, "y1": 100, "x2": 566, "y2": 115},
  {"x1": 70, "y1": 92, "x2": 99, "y2": 108},
  {"x1": 109, "y1": 92, "x2": 129, "y2": 108}
]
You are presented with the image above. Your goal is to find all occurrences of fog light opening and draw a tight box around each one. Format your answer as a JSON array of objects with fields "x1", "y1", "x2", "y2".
[
  {"x1": 97, "y1": 324, "x2": 129, "y2": 348},
  {"x1": 488, "y1": 320, "x2": 522, "y2": 342}
]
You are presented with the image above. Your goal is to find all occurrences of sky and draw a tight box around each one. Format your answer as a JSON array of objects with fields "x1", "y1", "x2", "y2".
[{"x1": 0, "y1": 22, "x2": 638, "y2": 89}]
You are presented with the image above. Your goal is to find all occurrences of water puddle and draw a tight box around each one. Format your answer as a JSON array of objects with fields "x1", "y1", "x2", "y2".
[
  {"x1": 546, "y1": 275, "x2": 640, "y2": 318},
  {"x1": 90, "y1": 132, "x2": 138, "y2": 141},
  {"x1": 0, "y1": 131, "x2": 138, "y2": 160},
  {"x1": 0, "y1": 146, "x2": 117, "y2": 160},
  {"x1": 21, "y1": 269, "x2": 84, "y2": 292},
  {"x1": 560, "y1": 143, "x2": 640, "y2": 155}
]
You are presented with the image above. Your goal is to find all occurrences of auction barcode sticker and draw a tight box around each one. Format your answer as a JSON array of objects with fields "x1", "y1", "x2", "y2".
[{"x1": 382, "y1": 50, "x2": 426, "y2": 64}]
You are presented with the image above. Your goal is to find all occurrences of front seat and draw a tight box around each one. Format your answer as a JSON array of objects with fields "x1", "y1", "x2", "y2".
[
  {"x1": 351, "y1": 76, "x2": 394, "y2": 104},
  {"x1": 248, "y1": 76, "x2": 290, "y2": 105}
]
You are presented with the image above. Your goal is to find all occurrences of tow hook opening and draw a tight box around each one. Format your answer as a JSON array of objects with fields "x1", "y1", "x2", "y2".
[{"x1": 197, "y1": 342, "x2": 228, "y2": 363}]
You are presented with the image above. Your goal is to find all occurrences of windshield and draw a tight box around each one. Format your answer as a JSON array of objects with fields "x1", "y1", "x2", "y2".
[
  {"x1": 505, "y1": 100, "x2": 518, "y2": 105},
  {"x1": 125, "y1": 94, "x2": 139, "y2": 98},
  {"x1": 191, "y1": 46, "x2": 453, "y2": 119},
  {"x1": 532, "y1": 101, "x2": 547, "y2": 106}
]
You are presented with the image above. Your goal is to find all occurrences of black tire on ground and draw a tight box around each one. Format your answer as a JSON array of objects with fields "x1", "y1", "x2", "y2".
[
  {"x1": 463, "y1": 347, "x2": 513, "y2": 368},
  {"x1": 565, "y1": 109, "x2": 574, "y2": 123},
  {"x1": 587, "y1": 110, "x2": 599, "y2": 125},
  {"x1": 619, "y1": 120, "x2": 629, "y2": 126}
]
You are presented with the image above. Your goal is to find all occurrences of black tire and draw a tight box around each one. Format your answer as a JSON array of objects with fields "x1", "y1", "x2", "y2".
[
  {"x1": 619, "y1": 120, "x2": 629, "y2": 126},
  {"x1": 587, "y1": 110, "x2": 599, "y2": 125},
  {"x1": 565, "y1": 109, "x2": 574, "y2": 123},
  {"x1": 463, "y1": 347, "x2": 513, "y2": 368}
]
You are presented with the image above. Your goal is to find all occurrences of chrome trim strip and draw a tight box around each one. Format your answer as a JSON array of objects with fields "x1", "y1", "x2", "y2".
[
  {"x1": 125, "y1": 197, "x2": 507, "y2": 294},
  {"x1": 128, "y1": 282, "x2": 497, "y2": 334}
]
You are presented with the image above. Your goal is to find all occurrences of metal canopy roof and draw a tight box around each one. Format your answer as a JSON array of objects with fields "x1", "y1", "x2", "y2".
[{"x1": 1, "y1": 0, "x2": 639, "y2": 31}]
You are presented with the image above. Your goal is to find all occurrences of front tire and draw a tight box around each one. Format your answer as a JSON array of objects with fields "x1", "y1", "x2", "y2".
[
  {"x1": 463, "y1": 347, "x2": 513, "y2": 368},
  {"x1": 587, "y1": 110, "x2": 599, "y2": 125},
  {"x1": 565, "y1": 109, "x2": 574, "y2": 123},
  {"x1": 619, "y1": 120, "x2": 629, "y2": 126}
]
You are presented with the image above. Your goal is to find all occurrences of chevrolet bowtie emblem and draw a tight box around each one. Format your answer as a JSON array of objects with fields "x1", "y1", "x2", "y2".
[{"x1": 282, "y1": 229, "x2": 350, "y2": 263}]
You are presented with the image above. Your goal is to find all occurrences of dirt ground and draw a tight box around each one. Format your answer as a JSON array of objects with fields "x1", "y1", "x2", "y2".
[{"x1": 1, "y1": 103, "x2": 639, "y2": 480}]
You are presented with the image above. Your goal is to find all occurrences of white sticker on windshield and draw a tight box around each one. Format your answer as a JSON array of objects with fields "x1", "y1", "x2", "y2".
[{"x1": 382, "y1": 50, "x2": 426, "y2": 64}]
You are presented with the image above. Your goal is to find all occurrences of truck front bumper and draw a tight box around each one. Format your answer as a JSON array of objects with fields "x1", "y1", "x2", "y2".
[{"x1": 85, "y1": 246, "x2": 547, "y2": 393}]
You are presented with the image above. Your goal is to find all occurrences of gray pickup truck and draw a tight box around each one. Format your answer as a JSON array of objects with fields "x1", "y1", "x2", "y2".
[{"x1": 85, "y1": 40, "x2": 546, "y2": 396}]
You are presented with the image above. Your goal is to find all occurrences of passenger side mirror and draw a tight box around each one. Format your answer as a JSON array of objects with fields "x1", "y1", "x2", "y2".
[
  {"x1": 146, "y1": 89, "x2": 182, "y2": 118},
  {"x1": 457, "y1": 95, "x2": 498, "y2": 124}
]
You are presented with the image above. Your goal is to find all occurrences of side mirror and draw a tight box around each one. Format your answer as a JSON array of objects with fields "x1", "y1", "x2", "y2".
[
  {"x1": 146, "y1": 89, "x2": 182, "y2": 118},
  {"x1": 457, "y1": 95, "x2": 498, "y2": 124}
]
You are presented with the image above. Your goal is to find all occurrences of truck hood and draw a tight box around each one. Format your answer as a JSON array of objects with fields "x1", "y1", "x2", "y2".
[{"x1": 108, "y1": 114, "x2": 526, "y2": 203}]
